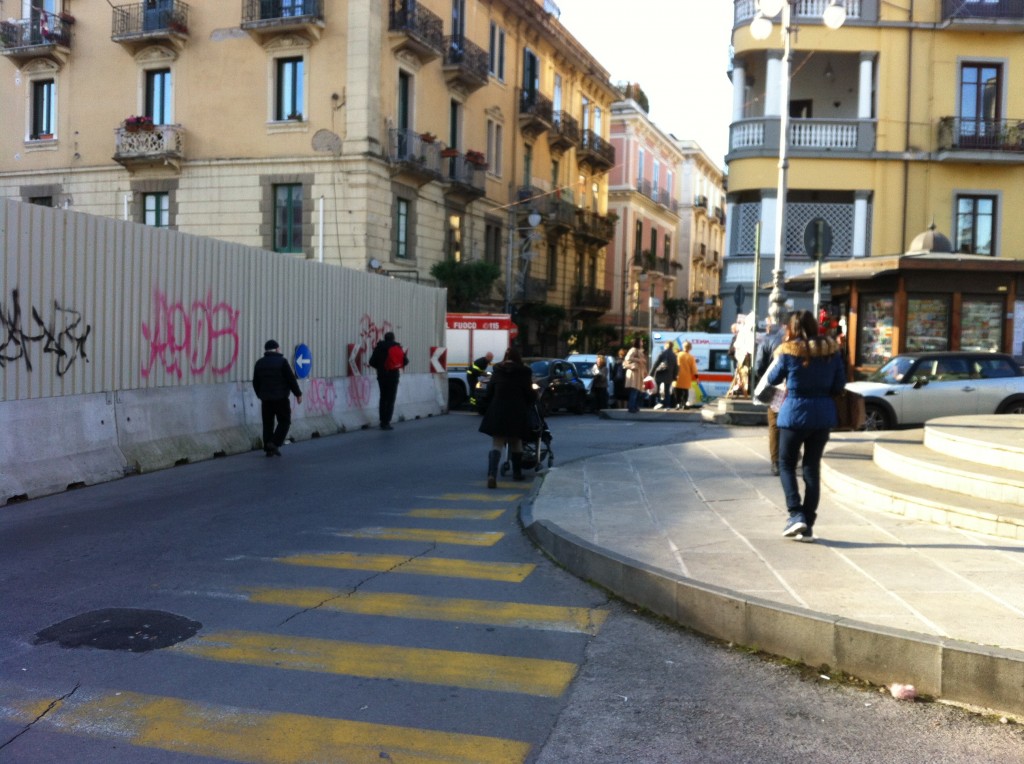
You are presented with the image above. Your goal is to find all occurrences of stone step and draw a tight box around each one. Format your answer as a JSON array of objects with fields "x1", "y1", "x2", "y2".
[
  {"x1": 924, "y1": 415, "x2": 1024, "y2": 474},
  {"x1": 873, "y1": 435, "x2": 1024, "y2": 507},
  {"x1": 822, "y1": 440, "x2": 1024, "y2": 541}
]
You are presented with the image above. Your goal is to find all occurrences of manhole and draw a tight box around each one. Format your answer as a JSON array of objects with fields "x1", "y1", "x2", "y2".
[{"x1": 34, "y1": 608, "x2": 202, "y2": 652}]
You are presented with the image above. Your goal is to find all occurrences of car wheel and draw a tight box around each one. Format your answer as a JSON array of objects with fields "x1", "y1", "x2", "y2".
[
  {"x1": 997, "y1": 397, "x2": 1024, "y2": 415},
  {"x1": 862, "y1": 402, "x2": 892, "y2": 431},
  {"x1": 448, "y1": 381, "x2": 467, "y2": 410}
]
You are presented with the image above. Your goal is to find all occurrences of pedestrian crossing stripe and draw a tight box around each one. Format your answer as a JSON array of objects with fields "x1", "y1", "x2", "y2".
[
  {"x1": 438, "y1": 493, "x2": 523, "y2": 501},
  {"x1": 242, "y1": 586, "x2": 609, "y2": 635},
  {"x1": 0, "y1": 684, "x2": 531, "y2": 764},
  {"x1": 337, "y1": 527, "x2": 504, "y2": 546},
  {"x1": 406, "y1": 508, "x2": 505, "y2": 520},
  {"x1": 276, "y1": 552, "x2": 535, "y2": 582},
  {"x1": 173, "y1": 630, "x2": 578, "y2": 697}
]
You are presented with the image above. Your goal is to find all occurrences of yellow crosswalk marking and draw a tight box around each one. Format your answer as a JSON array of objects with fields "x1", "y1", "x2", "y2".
[
  {"x1": 439, "y1": 493, "x2": 523, "y2": 501},
  {"x1": 338, "y1": 527, "x2": 504, "y2": 546},
  {"x1": 0, "y1": 684, "x2": 531, "y2": 763},
  {"x1": 277, "y1": 552, "x2": 535, "y2": 582},
  {"x1": 407, "y1": 508, "x2": 504, "y2": 520},
  {"x1": 173, "y1": 630, "x2": 578, "y2": 697},
  {"x1": 243, "y1": 587, "x2": 608, "y2": 635}
]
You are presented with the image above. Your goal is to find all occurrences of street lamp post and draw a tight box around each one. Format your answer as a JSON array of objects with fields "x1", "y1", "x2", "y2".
[
  {"x1": 749, "y1": 0, "x2": 846, "y2": 324},
  {"x1": 505, "y1": 207, "x2": 543, "y2": 314}
]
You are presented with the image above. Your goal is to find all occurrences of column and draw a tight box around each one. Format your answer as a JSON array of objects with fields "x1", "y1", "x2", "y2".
[
  {"x1": 764, "y1": 51, "x2": 783, "y2": 118},
  {"x1": 853, "y1": 191, "x2": 870, "y2": 258},
  {"x1": 857, "y1": 53, "x2": 874, "y2": 119},
  {"x1": 732, "y1": 61, "x2": 746, "y2": 123}
]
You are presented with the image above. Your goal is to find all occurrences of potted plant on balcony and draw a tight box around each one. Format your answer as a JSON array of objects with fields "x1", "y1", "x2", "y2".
[
  {"x1": 440, "y1": 147, "x2": 460, "y2": 158},
  {"x1": 123, "y1": 115, "x2": 153, "y2": 133},
  {"x1": 58, "y1": 12, "x2": 75, "y2": 24},
  {"x1": 419, "y1": 132, "x2": 436, "y2": 143},
  {"x1": 465, "y1": 149, "x2": 487, "y2": 168}
]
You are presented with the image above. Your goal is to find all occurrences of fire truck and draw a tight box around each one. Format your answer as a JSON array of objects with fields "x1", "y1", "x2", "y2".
[{"x1": 445, "y1": 313, "x2": 517, "y2": 408}]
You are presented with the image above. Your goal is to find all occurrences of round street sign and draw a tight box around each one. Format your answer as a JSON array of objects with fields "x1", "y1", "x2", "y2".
[
  {"x1": 804, "y1": 218, "x2": 833, "y2": 262},
  {"x1": 294, "y1": 343, "x2": 312, "y2": 379}
]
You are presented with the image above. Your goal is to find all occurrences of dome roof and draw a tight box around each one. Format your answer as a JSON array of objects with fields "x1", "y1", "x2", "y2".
[{"x1": 908, "y1": 223, "x2": 954, "y2": 254}]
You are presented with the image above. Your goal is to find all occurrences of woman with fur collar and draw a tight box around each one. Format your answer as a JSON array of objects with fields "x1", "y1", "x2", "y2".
[{"x1": 765, "y1": 311, "x2": 847, "y2": 542}]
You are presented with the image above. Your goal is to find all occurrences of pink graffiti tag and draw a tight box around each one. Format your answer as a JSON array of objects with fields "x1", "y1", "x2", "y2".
[
  {"x1": 345, "y1": 314, "x2": 392, "y2": 408},
  {"x1": 305, "y1": 378, "x2": 337, "y2": 415},
  {"x1": 141, "y1": 288, "x2": 240, "y2": 379}
]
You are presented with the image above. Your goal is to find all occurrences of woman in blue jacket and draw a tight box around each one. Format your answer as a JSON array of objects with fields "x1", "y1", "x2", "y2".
[{"x1": 766, "y1": 311, "x2": 847, "y2": 541}]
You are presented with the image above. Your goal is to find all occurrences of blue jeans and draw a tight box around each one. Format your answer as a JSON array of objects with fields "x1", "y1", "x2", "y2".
[
  {"x1": 778, "y1": 427, "x2": 830, "y2": 530},
  {"x1": 628, "y1": 388, "x2": 640, "y2": 412}
]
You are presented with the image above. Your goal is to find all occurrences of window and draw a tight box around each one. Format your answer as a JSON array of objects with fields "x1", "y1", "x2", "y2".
[
  {"x1": 487, "y1": 119, "x2": 503, "y2": 176},
  {"x1": 522, "y1": 48, "x2": 539, "y2": 98},
  {"x1": 485, "y1": 222, "x2": 502, "y2": 267},
  {"x1": 637, "y1": 148, "x2": 645, "y2": 186},
  {"x1": 31, "y1": 79, "x2": 55, "y2": 139},
  {"x1": 144, "y1": 192, "x2": 169, "y2": 227},
  {"x1": 448, "y1": 99, "x2": 461, "y2": 178},
  {"x1": 593, "y1": 105, "x2": 602, "y2": 136},
  {"x1": 547, "y1": 242, "x2": 558, "y2": 283},
  {"x1": 396, "y1": 198, "x2": 410, "y2": 259},
  {"x1": 524, "y1": 144, "x2": 533, "y2": 188},
  {"x1": 581, "y1": 96, "x2": 590, "y2": 132},
  {"x1": 652, "y1": 160, "x2": 660, "y2": 197},
  {"x1": 664, "y1": 233, "x2": 672, "y2": 261},
  {"x1": 551, "y1": 160, "x2": 559, "y2": 192},
  {"x1": 488, "y1": 22, "x2": 505, "y2": 81},
  {"x1": 276, "y1": 57, "x2": 304, "y2": 121},
  {"x1": 451, "y1": 0, "x2": 465, "y2": 43},
  {"x1": 959, "y1": 63, "x2": 1001, "y2": 143},
  {"x1": 634, "y1": 220, "x2": 643, "y2": 265},
  {"x1": 145, "y1": 68, "x2": 172, "y2": 126},
  {"x1": 667, "y1": 170, "x2": 673, "y2": 203},
  {"x1": 956, "y1": 194, "x2": 996, "y2": 255},
  {"x1": 273, "y1": 184, "x2": 304, "y2": 253},
  {"x1": 28, "y1": 196, "x2": 53, "y2": 207},
  {"x1": 553, "y1": 74, "x2": 563, "y2": 115},
  {"x1": 446, "y1": 213, "x2": 463, "y2": 262}
]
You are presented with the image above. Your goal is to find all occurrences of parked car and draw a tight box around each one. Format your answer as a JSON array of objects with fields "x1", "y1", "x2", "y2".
[
  {"x1": 566, "y1": 353, "x2": 600, "y2": 392},
  {"x1": 846, "y1": 351, "x2": 1024, "y2": 430},
  {"x1": 473, "y1": 357, "x2": 587, "y2": 415}
]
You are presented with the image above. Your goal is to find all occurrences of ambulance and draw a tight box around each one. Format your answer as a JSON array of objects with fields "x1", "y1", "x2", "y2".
[{"x1": 650, "y1": 331, "x2": 735, "y2": 400}]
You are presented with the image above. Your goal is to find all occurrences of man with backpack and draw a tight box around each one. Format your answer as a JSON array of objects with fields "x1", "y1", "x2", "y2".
[{"x1": 369, "y1": 331, "x2": 409, "y2": 430}]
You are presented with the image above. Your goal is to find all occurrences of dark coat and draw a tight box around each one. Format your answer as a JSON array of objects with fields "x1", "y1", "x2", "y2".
[
  {"x1": 253, "y1": 352, "x2": 302, "y2": 401},
  {"x1": 478, "y1": 361, "x2": 536, "y2": 440},
  {"x1": 653, "y1": 347, "x2": 679, "y2": 381},
  {"x1": 369, "y1": 338, "x2": 406, "y2": 378},
  {"x1": 766, "y1": 336, "x2": 847, "y2": 430}
]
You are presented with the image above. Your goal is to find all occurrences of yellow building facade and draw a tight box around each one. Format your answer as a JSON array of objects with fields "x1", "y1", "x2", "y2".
[
  {"x1": 725, "y1": 0, "x2": 1024, "y2": 331},
  {"x1": 0, "y1": 0, "x2": 617, "y2": 355}
]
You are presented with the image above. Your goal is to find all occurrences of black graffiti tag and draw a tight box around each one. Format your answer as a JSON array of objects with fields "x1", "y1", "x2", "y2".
[{"x1": 0, "y1": 289, "x2": 92, "y2": 376}]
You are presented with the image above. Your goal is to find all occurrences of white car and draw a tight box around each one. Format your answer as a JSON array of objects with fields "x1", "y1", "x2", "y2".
[
  {"x1": 846, "y1": 351, "x2": 1024, "y2": 430},
  {"x1": 566, "y1": 353, "x2": 601, "y2": 393}
]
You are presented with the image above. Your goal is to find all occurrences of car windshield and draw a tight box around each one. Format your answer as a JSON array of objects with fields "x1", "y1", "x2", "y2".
[
  {"x1": 529, "y1": 360, "x2": 551, "y2": 377},
  {"x1": 869, "y1": 356, "x2": 915, "y2": 384},
  {"x1": 571, "y1": 362, "x2": 595, "y2": 378}
]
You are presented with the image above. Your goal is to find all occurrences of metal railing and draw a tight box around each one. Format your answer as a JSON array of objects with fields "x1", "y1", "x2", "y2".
[
  {"x1": 387, "y1": 0, "x2": 443, "y2": 51},
  {"x1": 550, "y1": 111, "x2": 580, "y2": 145},
  {"x1": 241, "y1": 0, "x2": 323, "y2": 25},
  {"x1": 112, "y1": 1, "x2": 189, "y2": 37},
  {"x1": 443, "y1": 35, "x2": 488, "y2": 83},
  {"x1": 734, "y1": 0, "x2": 865, "y2": 24},
  {"x1": 520, "y1": 90, "x2": 553, "y2": 123},
  {"x1": 0, "y1": 13, "x2": 72, "y2": 49},
  {"x1": 580, "y1": 129, "x2": 615, "y2": 167},
  {"x1": 445, "y1": 154, "x2": 486, "y2": 193},
  {"x1": 387, "y1": 128, "x2": 443, "y2": 176},
  {"x1": 573, "y1": 285, "x2": 612, "y2": 310},
  {"x1": 938, "y1": 116, "x2": 1024, "y2": 152},
  {"x1": 942, "y1": 0, "x2": 1024, "y2": 20}
]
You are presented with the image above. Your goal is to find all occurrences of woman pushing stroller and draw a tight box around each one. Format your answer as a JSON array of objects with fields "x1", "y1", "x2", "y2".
[{"x1": 479, "y1": 347, "x2": 536, "y2": 488}]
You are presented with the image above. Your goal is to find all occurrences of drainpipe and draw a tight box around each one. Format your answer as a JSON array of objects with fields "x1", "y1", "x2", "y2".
[
  {"x1": 317, "y1": 195, "x2": 324, "y2": 263},
  {"x1": 900, "y1": 0, "x2": 914, "y2": 250}
]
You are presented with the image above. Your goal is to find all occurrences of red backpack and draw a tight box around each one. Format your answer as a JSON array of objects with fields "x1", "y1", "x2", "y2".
[{"x1": 385, "y1": 344, "x2": 406, "y2": 371}]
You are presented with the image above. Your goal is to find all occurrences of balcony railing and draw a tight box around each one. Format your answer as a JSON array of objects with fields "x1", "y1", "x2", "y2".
[
  {"x1": 573, "y1": 285, "x2": 612, "y2": 311},
  {"x1": 387, "y1": 0, "x2": 443, "y2": 61},
  {"x1": 574, "y1": 210, "x2": 615, "y2": 244},
  {"x1": 734, "y1": 0, "x2": 870, "y2": 24},
  {"x1": 541, "y1": 195, "x2": 577, "y2": 232},
  {"x1": 942, "y1": 0, "x2": 1024, "y2": 21},
  {"x1": 443, "y1": 153, "x2": 486, "y2": 201},
  {"x1": 548, "y1": 111, "x2": 580, "y2": 153},
  {"x1": 241, "y1": 0, "x2": 324, "y2": 39},
  {"x1": 578, "y1": 129, "x2": 615, "y2": 172},
  {"x1": 938, "y1": 116, "x2": 1024, "y2": 154},
  {"x1": 112, "y1": 1, "x2": 190, "y2": 40},
  {"x1": 729, "y1": 116, "x2": 876, "y2": 154},
  {"x1": 387, "y1": 128, "x2": 444, "y2": 182},
  {"x1": 0, "y1": 13, "x2": 72, "y2": 62},
  {"x1": 519, "y1": 89, "x2": 553, "y2": 138},
  {"x1": 442, "y1": 35, "x2": 488, "y2": 92},
  {"x1": 114, "y1": 123, "x2": 185, "y2": 169}
]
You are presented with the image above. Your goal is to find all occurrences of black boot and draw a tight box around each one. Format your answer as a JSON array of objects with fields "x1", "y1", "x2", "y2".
[
  {"x1": 511, "y1": 452, "x2": 524, "y2": 481},
  {"x1": 487, "y1": 449, "x2": 500, "y2": 489}
]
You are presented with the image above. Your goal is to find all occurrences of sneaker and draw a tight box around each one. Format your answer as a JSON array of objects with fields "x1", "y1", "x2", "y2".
[
  {"x1": 653, "y1": 403, "x2": 664, "y2": 410},
  {"x1": 795, "y1": 532, "x2": 816, "y2": 543},
  {"x1": 381, "y1": 423, "x2": 393, "y2": 430},
  {"x1": 783, "y1": 517, "x2": 808, "y2": 537}
]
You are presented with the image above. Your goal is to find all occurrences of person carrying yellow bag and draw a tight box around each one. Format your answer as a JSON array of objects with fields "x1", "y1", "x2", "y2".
[{"x1": 674, "y1": 341, "x2": 700, "y2": 409}]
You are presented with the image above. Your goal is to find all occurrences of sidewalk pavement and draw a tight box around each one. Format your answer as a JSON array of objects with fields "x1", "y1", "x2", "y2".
[{"x1": 522, "y1": 420, "x2": 1024, "y2": 718}]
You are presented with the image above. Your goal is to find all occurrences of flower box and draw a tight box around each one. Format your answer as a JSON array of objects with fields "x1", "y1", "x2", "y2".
[
  {"x1": 465, "y1": 150, "x2": 487, "y2": 167},
  {"x1": 124, "y1": 115, "x2": 154, "y2": 132},
  {"x1": 419, "y1": 132, "x2": 436, "y2": 143},
  {"x1": 440, "y1": 148, "x2": 459, "y2": 158}
]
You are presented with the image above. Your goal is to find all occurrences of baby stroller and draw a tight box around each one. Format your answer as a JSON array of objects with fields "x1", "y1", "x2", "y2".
[{"x1": 501, "y1": 402, "x2": 554, "y2": 476}]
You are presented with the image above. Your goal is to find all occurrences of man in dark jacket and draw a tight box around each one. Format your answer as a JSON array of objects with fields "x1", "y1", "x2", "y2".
[
  {"x1": 252, "y1": 339, "x2": 302, "y2": 456},
  {"x1": 652, "y1": 341, "x2": 678, "y2": 409},
  {"x1": 369, "y1": 331, "x2": 408, "y2": 430}
]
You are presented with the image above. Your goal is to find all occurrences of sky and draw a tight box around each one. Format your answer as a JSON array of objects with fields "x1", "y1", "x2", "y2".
[{"x1": 553, "y1": 0, "x2": 735, "y2": 169}]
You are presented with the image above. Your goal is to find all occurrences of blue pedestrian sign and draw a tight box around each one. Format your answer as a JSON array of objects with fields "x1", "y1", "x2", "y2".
[{"x1": 294, "y1": 343, "x2": 312, "y2": 379}]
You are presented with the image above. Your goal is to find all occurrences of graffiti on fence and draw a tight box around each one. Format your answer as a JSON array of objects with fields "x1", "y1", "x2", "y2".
[
  {"x1": 305, "y1": 378, "x2": 337, "y2": 415},
  {"x1": 345, "y1": 314, "x2": 393, "y2": 408},
  {"x1": 141, "y1": 287, "x2": 240, "y2": 379},
  {"x1": 0, "y1": 288, "x2": 92, "y2": 376}
]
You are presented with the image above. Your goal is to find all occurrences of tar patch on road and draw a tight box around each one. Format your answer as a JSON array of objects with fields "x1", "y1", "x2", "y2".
[{"x1": 35, "y1": 608, "x2": 202, "y2": 652}]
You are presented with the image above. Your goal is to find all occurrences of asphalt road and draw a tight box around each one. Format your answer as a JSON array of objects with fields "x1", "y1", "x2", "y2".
[{"x1": 1, "y1": 410, "x2": 1022, "y2": 763}]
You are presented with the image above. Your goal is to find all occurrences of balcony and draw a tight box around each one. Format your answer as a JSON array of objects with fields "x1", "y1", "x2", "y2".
[
  {"x1": 548, "y1": 112, "x2": 579, "y2": 155},
  {"x1": 713, "y1": 205, "x2": 726, "y2": 224},
  {"x1": 442, "y1": 35, "x2": 487, "y2": 93},
  {"x1": 111, "y1": 1, "x2": 189, "y2": 53},
  {"x1": 387, "y1": 128, "x2": 443, "y2": 186},
  {"x1": 241, "y1": 0, "x2": 324, "y2": 43},
  {"x1": 574, "y1": 210, "x2": 615, "y2": 246},
  {"x1": 114, "y1": 123, "x2": 185, "y2": 173},
  {"x1": 519, "y1": 89, "x2": 553, "y2": 139},
  {"x1": 573, "y1": 285, "x2": 612, "y2": 313},
  {"x1": 941, "y1": 0, "x2": 1024, "y2": 28},
  {"x1": 729, "y1": 116, "x2": 876, "y2": 156},
  {"x1": 577, "y1": 130, "x2": 615, "y2": 173},
  {"x1": 522, "y1": 276, "x2": 549, "y2": 303},
  {"x1": 694, "y1": 195, "x2": 708, "y2": 213},
  {"x1": 442, "y1": 153, "x2": 486, "y2": 203},
  {"x1": 936, "y1": 117, "x2": 1024, "y2": 163},
  {"x1": 0, "y1": 13, "x2": 72, "y2": 66},
  {"x1": 387, "y1": 0, "x2": 443, "y2": 63},
  {"x1": 734, "y1": 0, "x2": 877, "y2": 25},
  {"x1": 539, "y1": 194, "x2": 577, "y2": 233}
]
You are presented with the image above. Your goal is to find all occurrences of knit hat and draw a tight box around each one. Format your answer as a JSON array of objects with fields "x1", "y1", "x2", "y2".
[{"x1": 264, "y1": 339, "x2": 279, "y2": 351}]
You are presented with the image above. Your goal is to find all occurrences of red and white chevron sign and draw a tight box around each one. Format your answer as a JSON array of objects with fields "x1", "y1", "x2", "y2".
[
  {"x1": 347, "y1": 343, "x2": 365, "y2": 376},
  {"x1": 430, "y1": 347, "x2": 447, "y2": 373}
]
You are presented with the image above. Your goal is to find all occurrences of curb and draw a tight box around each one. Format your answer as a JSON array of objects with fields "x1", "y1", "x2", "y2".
[{"x1": 520, "y1": 485, "x2": 1024, "y2": 718}]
